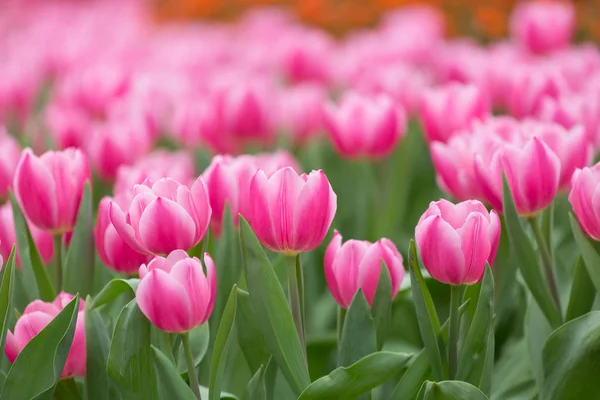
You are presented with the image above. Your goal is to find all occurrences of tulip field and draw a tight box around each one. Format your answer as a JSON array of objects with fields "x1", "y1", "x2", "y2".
[{"x1": 1, "y1": 0, "x2": 600, "y2": 399}]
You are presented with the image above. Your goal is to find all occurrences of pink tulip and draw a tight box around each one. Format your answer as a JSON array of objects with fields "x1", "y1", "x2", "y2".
[
  {"x1": 13, "y1": 148, "x2": 91, "y2": 233},
  {"x1": 249, "y1": 167, "x2": 336, "y2": 255},
  {"x1": 324, "y1": 230, "x2": 405, "y2": 308},
  {"x1": 506, "y1": 65, "x2": 568, "y2": 118},
  {"x1": 0, "y1": 129, "x2": 21, "y2": 200},
  {"x1": 136, "y1": 250, "x2": 216, "y2": 333},
  {"x1": 44, "y1": 104, "x2": 92, "y2": 150},
  {"x1": 324, "y1": 92, "x2": 406, "y2": 159},
  {"x1": 0, "y1": 203, "x2": 54, "y2": 268},
  {"x1": 569, "y1": 163, "x2": 600, "y2": 241},
  {"x1": 510, "y1": 1, "x2": 574, "y2": 54},
  {"x1": 415, "y1": 199, "x2": 500, "y2": 285},
  {"x1": 276, "y1": 28, "x2": 333, "y2": 84},
  {"x1": 109, "y1": 177, "x2": 211, "y2": 255},
  {"x1": 95, "y1": 197, "x2": 150, "y2": 275},
  {"x1": 278, "y1": 84, "x2": 327, "y2": 145},
  {"x1": 419, "y1": 83, "x2": 489, "y2": 143},
  {"x1": 5, "y1": 292, "x2": 86, "y2": 377}
]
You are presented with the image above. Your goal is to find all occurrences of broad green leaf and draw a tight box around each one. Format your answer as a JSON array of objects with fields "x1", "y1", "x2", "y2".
[
  {"x1": 569, "y1": 214, "x2": 600, "y2": 294},
  {"x1": 209, "y1": 286, "x2": 238, "y2": 400},
  {"x1": 151, "y1": 346, "x2": 196, "y2": 400},
  {"x1": 566, "y1": 257, "x2": 595, "y2": 322},
  {"x1": 502, "y1": 177, "x2": 561, "y2": 328},
  {"x1": 542, "y1": 311, "x2": 600, "y2": 400},
  {"x1": 177, "y1": 323, "x2": 209, "y2": 375},
  {"x1": 63, "y1": 182, "x2": 94, "y2": 296},
  {"x1": 236, "y1": 288, "x2": 271, "y2": 373},
  {"x1": 200, "y1": 386, "x2": 239, "y2": 400},
  {"x1": 526, "y1": 296, "x2": 552, "y2": 394},
  {"x1": 84, "y1": 296, "x2": 118, "y2": 400},
  {"x1": 0, "y1": 248, "x2": 16, "y2": 358},
  {"x1": 457, "y1": 266, "x2": 494, "y2": 394},
  {"x1": 9, "y1": 192, "x2": 55, "y2": 301},
  {"x1": 107, "y1": 299, "x2": 159, "y2": 399},
  {"x1": 91, "y1": 278, "x2": 139, "y2": 309},
  {"x1": 239, "y1": 217, "x2": 310, "y2": 395},
  {"x1": 54, "y1": 378, "x2": 83, "y2": 400},
  {"x1": 0, "y1": 296, "x2": 79, "y2": 400},
  {"x1": 417, "y1": 380, "x2": 488, "y2": 400},
  {"x1": 243, "y1": 366, "x2": 266, "y2": 400},
  {"x1": 407, "y1": 240, "x2": 444, "y2": 381},
  {"x1": 371, "y1": 263, "x2": 392, "y2": 350},
  {"x1": 306, "y1": 334, "x2": 336, "y2": 381},
  {"x1": 298, "y1": 352, "x2": 412, "y2": 400},
  {"x1": 339, "y1": 290, "x2": 376, "y2": 367},
  {"x1": 491, "y1": 339, "x2": 536, "y2": 400}
]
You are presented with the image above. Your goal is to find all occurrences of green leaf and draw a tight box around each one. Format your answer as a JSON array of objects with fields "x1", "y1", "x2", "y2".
[
  {"x1": 569, "y1": 214, "x2": 600, "y2": 294},
  {"x1": 243, "y1": 365, "x2": 266, "y2": 400},
  {"x1": 407, "y1": 240, "x2": 444, "y2": 381},
  {"x1": 91, "y1": 278, "x2": 139, "y2": 309},
  {"x1": 0, "y1": 296, "x2": 79, "y2": 400},
  {"x1": 502, "y1": 177, "x2": 561, "y2": 328},
  {"x1": 152, "y1": 345, "x2": 196, "y2": 400},
  {"x1": 9, "y1": 192, "x2": 55, "y2": 301},
  {"x1": 236, "y1": 288, "x2": 271, "y2": 373},
  {"x1": 339, "y1": 290, "x2": 376, "y2": 367},
  {"x1": 526, "y1": 295, "x2": 552, "y2": 394},
  {"x1": 239, "y1": 217, "x2": 310, "y2": 395},
  {"x1": 200, "y1": 386, "x2": 239, "y2": 400},
  {"x1": 84, "y1": 296, "x2": 118, "y2": 400},
  {"x1": 542, "y1": 311, "x2": 600, "y2": 399},
  {"x1": 177, "y1": 323, "x2": 209, "y2": 375},
  {"x1": 0, "y1": 248, "x2": 16, "y2": 359},
  {"x1": 371, "y1": 262, "x2": 392, "y2": 350},
  {"x1": 457, "y1": 266, "x2": 494, "y2": 394},
  {"x1": 417, "y1": 381, "x2": 488, "y2": 400},
  {"x1": 298, "y1": 352, "x2": 412, "y2": 400},
  {"x1": 566, "y1": 257, "x2": 596, "y2": 322},
  {"x1": 63, "y1": 182, "x2": 94, "y2": 296},
  {"x1": 107, "y1": 299, "x2": 159, "y2": 400},
  {"x1": 209, "y1": 286, "x2": 238, "y2": 400}
]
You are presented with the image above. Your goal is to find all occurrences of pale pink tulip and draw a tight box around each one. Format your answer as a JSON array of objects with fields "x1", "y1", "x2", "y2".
[
  {"x1": 538, "y1": 94, "x2": 600, "y2": 147},
  {"x1": 0, "y1": 129, "x2": 21, "y2": 199},
  {"x1": 278, "y1": 84, "x2": 327, "y2": 145},
  {"x1": 506, "y1": 65, "x2": 568, "y2": 118},
  {"x1": 569, "y1": 163, "x2": 600, "y2": 241}
]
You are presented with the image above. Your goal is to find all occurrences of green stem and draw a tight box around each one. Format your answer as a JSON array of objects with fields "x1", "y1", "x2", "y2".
[
  {"x1": 287, "y1": 255, "x2": 306, "y2": 359},
  {"x1": 337, "y1": 307, "x2": 347, "y2": 344},
  {"x1": 182, "y1": 332, "x2": 202, "y2": 400},
  {"x1": 53, "y1": 234, "x2": 62, "y2": 291},
  {"x1": 448, "y1": 285, "x2": 461, "y2": 380},
  {"x1": 529, "y1": 217, "x2": 562, "y2": 316}
]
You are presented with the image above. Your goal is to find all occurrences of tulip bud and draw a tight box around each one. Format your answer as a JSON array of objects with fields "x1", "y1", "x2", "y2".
[
  {"x1": 136, "y1": 250, "x2": 216, "y2": 333},
  {"x1": 569, "y1": 163, "x2": 600, "y2": 241},
  {"x1": 415, "y1": 199, "x2": 500, "y2": 285}
]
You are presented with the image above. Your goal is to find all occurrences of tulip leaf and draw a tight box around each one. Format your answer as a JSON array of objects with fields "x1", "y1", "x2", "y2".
[
  {"x1": 298, "y1": 351, "x2": 412, "y2": 400},
  {"x1": 566, "y1": 257, "x2": 596, "y2": 322},
  {"x1": 0, "y1": 296, "x2": 79, "y2": 400},
  {"x1": 209, "y1": 286, "x2": 237, "y2": 400},
  {"x1": 339, "y1": 290, "x2": 376, "y2": 367},
  {"x1": 457, "y1": 266, "x2": 494, "y2": 394},
  {"x1": 200, "y1": 386, "x2": 239, "y2": 399},
  {"x1": 542, "y1": 311, "x2": 600, "y2": 399},
  {"x1": 236, "y1": 288, "x2": 271, "y2": 373},
  {"x1": 569, "y1": 213, "x2": 600, "y2": 294},
  {"x1": 371, "y1": 262, "x2": 393, "y2": 350},
  {"x1": 243, "y1": 365, "x2": 266, "y2": 400},
  {"x1": 239, "y1": 217, "x2": 311, "y2": 395},
  {"x1": 0, "y1": 248, "x2": 16, "y2": 359},
  {"x1": 525, "y1": 296, "x2": 551, "y2": 394},
  {"x1": 152, "y1": 345, "x2": 196, "y2": 400},
  {"x1": 501, "y1": 177, "x2": 561, "y2": 328},
  {"x1": 177, "y1": 323, "x2": 210, "y2": 376},
  {"x1": 416, "y1": 380, "x2": 489, "y2": 400},
  {"x1": 9, "y1": 191, "x2": 55, "y2": 301},
  {"x1": 107, "y1": 299, "x2": 159, "y2": 400},
  {"x1": 91, "y1": 278, "x2": 139, "y2": 309},
  {"x1": 64, "y1": 182, "x2": 95, "y2": 297},
  {"x1": 408, "y1": 240, "x2": 444, "y2": 381}
]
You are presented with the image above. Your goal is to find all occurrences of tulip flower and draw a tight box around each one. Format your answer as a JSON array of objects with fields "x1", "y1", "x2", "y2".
[
  {"x1": 506, "y1": 65, "x2": 568, "y2": 118},
  {"x1": 415, "y1": 199, "x2": 501, "y2": 285},
  {"x1": 109, "y1": 177, "x2": 211, "y2": 255},
  {"x1": 13, "y1": 148, "x2": 90, "y2": 234},
  {"x1": 569, "y1": 163, "x2": 600, "y2": 241},
  {"x1": 5, "y1": 293, "x2": 86, "y2": 378},
  {"x1": 0, "y1": 129, "x2": 21, "y2": 200},
  {"x1": 278, "y1": 84, "x2": 327, "y2": 145},
  {"x1": 324, "y1": 230, "x2": 405, "y2": 309}
]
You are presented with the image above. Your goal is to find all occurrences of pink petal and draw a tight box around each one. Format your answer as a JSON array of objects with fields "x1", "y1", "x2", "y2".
[
  {"x1": 170, "y1": 259, "x2": 210, "y2": 328},
  {"x1": 108, "y1": 201, "x2": 148, "y2": 254},
  {"x1": 324, "y1": 230, "x2": 343, "y2": 306},
  {"x1": 333, "y1": 240, "x2": 370, "y2": 308},
  {"x1": 248, "y1": 170, "x2": 278, "y2": 251},
  {"x1": 456, "y1": 213, "x2": 491, "y2": 284}
]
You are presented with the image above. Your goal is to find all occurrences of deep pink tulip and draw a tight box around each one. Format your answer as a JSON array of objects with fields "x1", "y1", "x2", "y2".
[
  {"x1": 136, "y1": 250, "x2": 216, "y2": 333},
  {"x1": 415, "y1": 199, "x2": 500, "y2": 285},
  {"x1": 324, "y1": 230, "x2": 405, "y2": 308},
  {"x1": 95, "y1": 197, "x2": 150, "y2": 275},
  {"x1": 0, "y1": 129, "x2": 21, "y2": 200},
  {"x1": 109, "y1": 177, "x2": 211, "y2": 255},
  {"x1": 569, "y1": 163, "x2": 600, "y2": 241},
  {"x1": 278, "y1": 84, "x2": 327, "y2": 145},
  {"x1": 13, "y1": 148, "x2": 91, "y2": 233},
  {"x1": 0, "y1": 203, "x2": 54, "y2": 268},
  {"x1": 324, "y1": 92, "x2": 406, "y2": 159},
  {"x1": 419, "y1": 83, "x2": 489, "y2": 143},
  {"x1": 249, "y1": 167, "x2": 336, "y2": 255},
  {"x1": 510, "y1": 1, "x2": 574, "y2": 54},
  {"x1": 5, "y1": 292, "x2": 86, "y2": 377}
]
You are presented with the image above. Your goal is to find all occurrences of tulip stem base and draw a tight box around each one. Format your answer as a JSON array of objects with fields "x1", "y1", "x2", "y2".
[
  {"x1": 448, "y1": 285, "x2": 460, "y2": 380},
  {"x1": 337, "y1": 307, "x2": 346, "y2": 344},
  {"x1": 182, "y1": 332, "x2": 202, "y2": 400},
  {"x1": 287, "y1": 255, "x2": 306, "y2": 360},
  {"x1": 53, "y1": 234, "x2": 62, "y2": 291}
]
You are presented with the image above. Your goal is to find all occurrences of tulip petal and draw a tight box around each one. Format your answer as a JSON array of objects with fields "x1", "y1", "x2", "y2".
[
  {"x1": 249, "y1": 170, "x2": 278, "y2": 251},
  {"x1": 456, "y1": 212, "x2": 491, "y2": 284},
  {"x1": 324, "y1": 230, "x2": 343, "y2": 306},
  {"x1": 170, "y1": 259, "x2": 210, "y2": 327},
  {"x1": 333, "y1": 240, "x2": 370, "y2": 308},
  {"x1": 108, "y1": 201, "x2": 148, "y2": 254}
]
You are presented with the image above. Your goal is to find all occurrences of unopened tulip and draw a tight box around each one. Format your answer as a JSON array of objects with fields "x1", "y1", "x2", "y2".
[
  {"x1": 249, "y1": 167, "x2": 336, "y2": 255},
  {"x1": 109, "y1": 177, "x2": 211, "y2": 255},
  {"x1": 13, "y1": 148, "x2": 91, "y2": 233},
  {"x1": 569, "y1": 163, "x2": 600, "y2": 241},
  {"x1": 415, "y1": 199, "x2": 500, "y2": 285},
  {"x1": 0, "y1": 129, "x2": 21, "y2": 199},
  {"x1": 506, "y1": 66, "x2": 567, "y2": 118},
  {"x1": 5, "y1": 292, "x2": 86, "y2": 377},
  {"x1": 278, "y1": 84, "x2": 327, "y2": 145},
  {"x1": 538, "y1": 94, "x2": 600, "y2": 147},
  {"x1": 136, "y1": 250, "x2": 216, "y2": 333},
  {"x1": 324, "y1": 230, "x2": 405, "y2": 308},
  {"x1": 323, "y1": 92, "x2": 406, "y2": 159}
]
